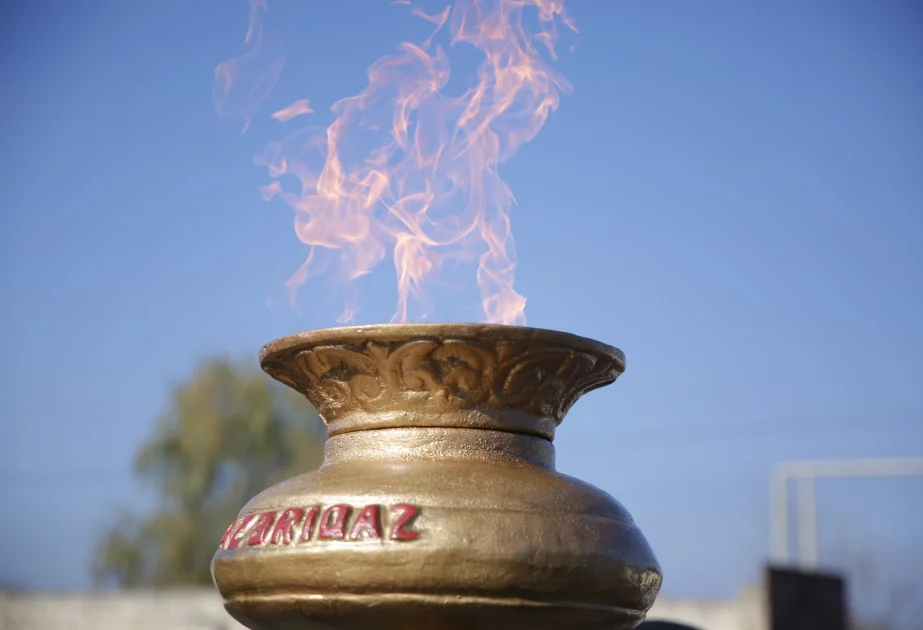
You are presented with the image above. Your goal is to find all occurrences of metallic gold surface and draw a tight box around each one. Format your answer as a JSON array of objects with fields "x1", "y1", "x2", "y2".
[{"x1": 211, "y1": 323, "x2": 662, "y2": 629}]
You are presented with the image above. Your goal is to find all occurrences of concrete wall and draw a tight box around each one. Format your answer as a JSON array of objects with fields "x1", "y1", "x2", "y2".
[
  {"x1": 0, "y1": 590, "x2": 245, "y2": 630},
  {"x1": 646, "y1": 597, "x2": 753, "y2": 630},
  {"x1": 0, "y1": 588, "x2": 757, "y2": 630}
]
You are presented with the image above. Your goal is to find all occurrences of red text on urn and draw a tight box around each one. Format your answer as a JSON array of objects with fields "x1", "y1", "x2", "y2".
[{"x1": 219, "y1": 503, "x2": 420, "y2": 550}]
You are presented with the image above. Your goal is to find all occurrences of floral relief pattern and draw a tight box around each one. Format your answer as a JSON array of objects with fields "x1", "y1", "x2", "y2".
[{"x1": 262, "y1": 334, "x2": 623, "y2": 425}]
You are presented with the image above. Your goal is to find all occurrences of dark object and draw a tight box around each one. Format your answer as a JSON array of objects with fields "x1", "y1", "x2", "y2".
[
  {"x1": 638, "y1": 623, "x2": 702, "y2": 629},
  {"x1": 767, "y1": 565, "x2": 847, "y2": 630}
]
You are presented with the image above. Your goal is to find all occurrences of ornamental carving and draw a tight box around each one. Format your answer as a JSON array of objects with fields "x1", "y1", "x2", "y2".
[{"x1": 260, "y1": 327, "x2": 624, "y2": 426}]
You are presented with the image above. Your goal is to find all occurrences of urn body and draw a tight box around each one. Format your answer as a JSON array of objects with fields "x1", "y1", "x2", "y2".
[{"x1": 211, "y1": 324, "x2": 662, "y2": 630}]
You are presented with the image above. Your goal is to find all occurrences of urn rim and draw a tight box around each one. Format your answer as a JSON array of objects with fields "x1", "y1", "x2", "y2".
[
  {"x1": 260, "y1": 322, "x2": 625, "y2": 369},
  {"x1": 258, "y1": 323, "x2": 626, "y2": 439}
]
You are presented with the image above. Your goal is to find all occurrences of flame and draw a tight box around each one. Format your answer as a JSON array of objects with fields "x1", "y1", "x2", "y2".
[
  {"x1": 213, "y1": 0, "x2": 284, "y2": 129},
  {"x1": 272, "y1": 99, "x2": 314, "y2": 122},
  {"x1": 221, "y1": 0, "x2": 575, "y2": 324}
]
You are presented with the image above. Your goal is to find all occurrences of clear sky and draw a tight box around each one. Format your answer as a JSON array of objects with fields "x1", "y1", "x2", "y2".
[{"x1": 2, "y1": 0, "x2": 921, "y2": 616}]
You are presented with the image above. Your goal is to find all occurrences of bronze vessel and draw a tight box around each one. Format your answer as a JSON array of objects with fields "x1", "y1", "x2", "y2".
[{"x1": 211, "y1": 323, "x2": 662, "y2": 629}]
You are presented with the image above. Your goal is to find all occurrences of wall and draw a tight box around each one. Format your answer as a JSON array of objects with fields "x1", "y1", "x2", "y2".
[
  {"x1": 0, "y1": 588, "x2": 760, "y2": 630},
  {"x1": 0, "y1": 590, "x2": 244, "y2": 630},
  {"x1": 647, "y1": 595, "x2": 758, "y2": 630}
]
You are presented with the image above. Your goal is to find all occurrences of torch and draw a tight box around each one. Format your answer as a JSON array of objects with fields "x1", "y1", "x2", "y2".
[{"x1": 212, "y1": 2, "x2": 662, "y2": 627}]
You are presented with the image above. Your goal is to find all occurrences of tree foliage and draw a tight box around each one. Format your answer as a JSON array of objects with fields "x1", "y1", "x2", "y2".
[{"x1": 93, "y1": 357, "x2": 326, "y2": 587}]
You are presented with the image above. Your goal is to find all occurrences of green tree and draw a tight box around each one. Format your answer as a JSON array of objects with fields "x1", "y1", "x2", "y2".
[{"x1": 92, "y1": 357, "x2": 326, "y2": 587}]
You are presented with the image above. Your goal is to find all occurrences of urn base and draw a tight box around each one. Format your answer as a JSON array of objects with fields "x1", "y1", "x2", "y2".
[{"x1": 225, "y1": 593, "x2": 644, "y2": 630}]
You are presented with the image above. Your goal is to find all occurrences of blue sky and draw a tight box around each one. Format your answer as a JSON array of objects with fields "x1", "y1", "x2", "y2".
[{"x1": 1, "y1": 0, "x2": 921, "y2": 612}]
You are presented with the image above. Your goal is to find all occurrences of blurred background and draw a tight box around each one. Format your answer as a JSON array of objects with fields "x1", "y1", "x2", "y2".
[{"x1": 1, "y1": 0, "x2": 921, "y2": 629}]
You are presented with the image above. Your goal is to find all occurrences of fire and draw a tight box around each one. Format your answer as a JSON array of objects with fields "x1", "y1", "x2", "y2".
[
  {"x1": 272, "y1": 99, "x2": 313, "y2": 123},
  {"x1": 217, "y1": 0, "x2": 575, "y2": 324},
  {"x1": 213, "y1": 0, "x2": 284, "y2": 131}
]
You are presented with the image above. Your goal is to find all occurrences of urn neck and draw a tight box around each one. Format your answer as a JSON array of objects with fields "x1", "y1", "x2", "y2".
[
  {"x1": 323, "y1": 409, "x2": 556, "y2": 440},
  {"x1": 321, "y1": 427, "x2": 556, "y2": 469}
]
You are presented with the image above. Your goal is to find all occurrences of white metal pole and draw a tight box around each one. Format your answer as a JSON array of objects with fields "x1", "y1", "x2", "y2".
[
  {"x1": 770, "y1": 469, "x2": 789, "y2": 565},
  {"x1": 797, "y1": 475, "x2": 817, "y2": 569}
]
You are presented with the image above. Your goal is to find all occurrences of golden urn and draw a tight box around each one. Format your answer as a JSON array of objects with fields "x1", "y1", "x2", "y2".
[{"x1": 211, "y1": 323, "x2": 662, "y2": 629}]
